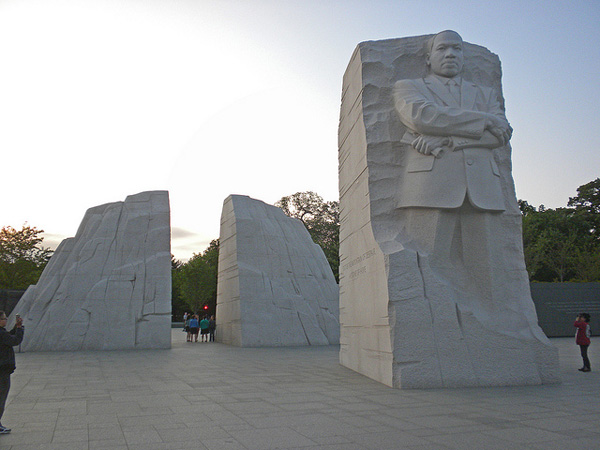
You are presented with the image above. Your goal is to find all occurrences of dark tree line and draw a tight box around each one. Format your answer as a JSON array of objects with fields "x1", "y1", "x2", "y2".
[
  {"x1": 171, "y1": 239, "x2": 219, "y2": 320},
  {"x1": 520, "y1": 178, "x2": 600, "y2": 282}
]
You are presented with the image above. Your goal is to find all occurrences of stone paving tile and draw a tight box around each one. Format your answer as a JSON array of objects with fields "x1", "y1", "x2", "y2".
[
  {"x1": 56, "y1": 413, "x2": 119, "y2": 427},
  {"x1": 426, "y1": 431, "x2": 525, "y2": 450},
  {"x1": 0, "y1": 429, "x2": 53, "y2": 447},
  {"x1": 220, "y1": 422, "x2": 256, "y2": 433},
  {"x1": 16, "y1": 421, "x2": 56, "y2": 432},
  {"x1": 86, "y1": 400, "x2": 142, "y2": 416},
  {"x1": 202, "y1": 437, "x2": 248, "y2": 450},
  {"x1": 404, "y1": 446, "x2": 456, "y2": 450},
  {"x1": 121, "y1": 426, "x2": 163, "y2": 445},
  {"x1": 481, "y1": 426, "x2": 575, "y2": 444},
  {"x1": 273, "y1": 401, "x2": 333, "y2": 412},
  {"x1": 293, "y1": 444, "x2": 366, "y2": 450},
  {"x1": 519, "y1": 416, "x2": 589, "y2": 432},
  {"x1": 352, "y1": 430, "x2": 432, "y2": 449},
  {"x1": 198, "y1": 410, "x2": 247, "y2": 425},
  {"x1": 382, "y1": 405, "x2": 459, "y2": 421},
  {"x1": 156, "y1": 424, "x2": 231, "y2": 442},
  {"x1": 328, "y1": 412, "x2": 387, "y2": 430},
  {"x1": 52, "y1": 428, "x2": 89, "y2": 443},
  {"x1": 138, "y1": 441, "x2": 210, "y2": 450},
  {"x1": 118, "y1": 413, "x2": 181, "y2": 428},
  {"x1": 528, "y1": 436, "x2": 600, "y2": 450},
  {"x1": 87, "y1": 424, "x2": 126, "y2": 442},
  {"x1": 89, "y1": 443, "x2": 127, "y2": 450},
  {"x1": 368, "y1": 413, "x2": 430, "y2": 431},
  {"x1": 4, "y1": 410, "x2": 58, "y2": 425},
  {"x1": 34, "y1": 400, "x2": 87, "y2": 416},
  {"x1": 0, "y1": 334, "x2": 598, "y2": 450},
  {"x1": 230, "y1": 426, "x2": 316, "y2": 449},
  {"x1": 402, "y1": 413, "x2": 478, "y2": 428},
  {"x1": 555, "y1": 428, "x2": 600, "y2": 441},
  {"x1": 13, "y1": 443, "x2": 90, "y2": 450},
  {"x1": 308, "y1": 434, "x2": 355, "y2": 446}
]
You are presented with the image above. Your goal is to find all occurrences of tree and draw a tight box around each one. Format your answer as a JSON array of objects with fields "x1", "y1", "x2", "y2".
[
  {"x1": 275, "y1": 192, "x2": 340, "y2": 281},
  {"x1": 518, "y1": 199, "x2": 536, "y2": 215},
  {"x1": 0, "y1": 225, "x2": 53, "y2": 289},
  {"x1": 171, "y1": 256, "x2": 188, "y2": 321},
  {"x1": 571, "y1": 246, "x2": 600, "y2": 282},
  {"x1": 521, "y1": 178, "x2": 600, "y2": 282},
  {"x1": 174, "y1": 239, "x2": 219, "y2": 315},
  {"x1": 522, "y1": 207, "x2": 596, "y2": 282},
  {"x1": 568, "y1": 177, "x2": 600, "y2": 240},
  {"x1": 568, "y1": 177, "x2": 600, "y2": 214}
]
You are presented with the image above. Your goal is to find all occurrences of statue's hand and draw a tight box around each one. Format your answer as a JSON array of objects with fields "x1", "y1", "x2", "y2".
[
  {"x1": 412, "y1": 135, "x2": 451, "y2": 158},
  {"x1": 486, "y1": 117, "x2": 513, "y2": 146}
]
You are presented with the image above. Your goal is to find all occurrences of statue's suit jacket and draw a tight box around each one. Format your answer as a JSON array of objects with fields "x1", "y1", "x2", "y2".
[{"x1": 393, "y1": 75, "x2": 506, "y2": 212}]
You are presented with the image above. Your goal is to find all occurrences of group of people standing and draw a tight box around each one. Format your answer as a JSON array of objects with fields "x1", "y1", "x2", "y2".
[{"x1": 183, "y1": 312, "x2": 215, "y2": 343}]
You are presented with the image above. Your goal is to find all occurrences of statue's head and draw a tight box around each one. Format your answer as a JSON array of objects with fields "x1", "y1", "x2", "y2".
[{"x1": 426, "y1": 30, "x2": 464, "y2": 78}]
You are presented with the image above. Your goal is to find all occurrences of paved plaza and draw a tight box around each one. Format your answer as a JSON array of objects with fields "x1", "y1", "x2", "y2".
[{"x1": 0, "y1": 331, "x2": 598, "y2": 450}]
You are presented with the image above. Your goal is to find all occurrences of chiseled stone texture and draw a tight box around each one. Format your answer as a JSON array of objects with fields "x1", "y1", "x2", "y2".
[
  {"x1": 9, "y1": 191, "x2": 172, "y2": 351},
  {"x1": 338, "y1": 35, "x2": 559, "y2": 388},
  {"x1": 216, "y1": 195, "x2": 339, "y2": 347}
]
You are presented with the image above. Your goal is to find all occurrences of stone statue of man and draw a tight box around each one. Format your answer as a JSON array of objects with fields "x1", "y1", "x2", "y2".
[
  {"x1": 338, "y1": 30, "x2": 558, "y2": 388},
  {"x1": 393, "y1": 29, "x2": 512, "y2": 210},
  {"x1": 392, "y1": 30, "x2": 519, "y2": 330}
]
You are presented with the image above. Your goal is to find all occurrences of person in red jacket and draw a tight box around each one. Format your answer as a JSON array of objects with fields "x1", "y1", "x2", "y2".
[{"x1": 574, "y1": 313, "x2": 591, "y2": 372}]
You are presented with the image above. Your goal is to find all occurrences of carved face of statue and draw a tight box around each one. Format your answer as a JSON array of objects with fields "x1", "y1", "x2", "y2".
[{"x1": 427, "y1": 31, "x2": 464, "y2": 78}]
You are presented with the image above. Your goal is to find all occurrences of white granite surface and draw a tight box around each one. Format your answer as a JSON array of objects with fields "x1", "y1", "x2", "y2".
[
  {"x1": 216, "y1": 195, "x2": 339, "y2": 347},
  {"x1": 338, "y1": 33, "x2": 559, "y2": 388},
  {"x1": 9, "y1": 191, "x2": 172, "y2": 351}
]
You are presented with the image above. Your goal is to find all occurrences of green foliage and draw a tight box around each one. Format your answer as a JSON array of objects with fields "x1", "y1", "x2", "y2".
[
  {"x1": 0, "y1": 225, "x2": 53, "y2": 289},
  {"x1": 521, "y1": 178, "x2": 600, "y2": 282},
  {"x1": 173, "y1": 239, "x2": 219, "y2": 316},
  {"x1": 171, "y1": 255, "x2": 187, "y2": 321},
  {"x1": 522, "y1": 209, "x2": 584, "y2": 281},
  {"x1": 568, "y1": 177, "x2": 600, "y2": 214},
  {"x1": 571, "y1": 247, "x2": 600, "y2": 282},
  {"x1": 568, "y1": 177, "x2": 600, "y2": 241},
  {"x1": 518, "y1": 199, "x2": 536, "y2": 215},
  {"x1": 275, "y1": 191, "x2": 340, "y2": 282}
]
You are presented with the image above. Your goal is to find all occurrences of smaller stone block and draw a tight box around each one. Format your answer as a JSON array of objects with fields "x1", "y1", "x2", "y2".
[{"x1": 216, "y1": 195, "x2": 339, "y2": 347}]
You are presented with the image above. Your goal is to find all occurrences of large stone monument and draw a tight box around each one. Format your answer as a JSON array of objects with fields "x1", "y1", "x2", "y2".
[
  {"x1": 338, "y1": 31, "x2": 559, "y2": 388},
  {"x1": 216, "y1": 195, "x2": 339, "y2": 347},
  {"x1": 9, "y1": 191, "x2": 172, "y2": 351}
]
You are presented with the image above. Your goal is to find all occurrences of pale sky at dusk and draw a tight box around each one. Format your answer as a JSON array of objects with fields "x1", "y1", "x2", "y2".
[{"x1": 1, "y1": 0, "x2": 599, "y2": 260}]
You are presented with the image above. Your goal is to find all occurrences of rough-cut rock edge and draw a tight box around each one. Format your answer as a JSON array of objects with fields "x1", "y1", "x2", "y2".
[
  {"x1": 216, "y1": 194, "x2": 339, "y2": 347},
  {"x1": 9, "y1": 191, "x2": 171, "y2": 351}
]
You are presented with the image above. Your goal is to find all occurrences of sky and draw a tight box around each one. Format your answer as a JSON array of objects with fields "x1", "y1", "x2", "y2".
[{"x1": 1, "y1": 0, "x2": 599, "y2": 261}]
